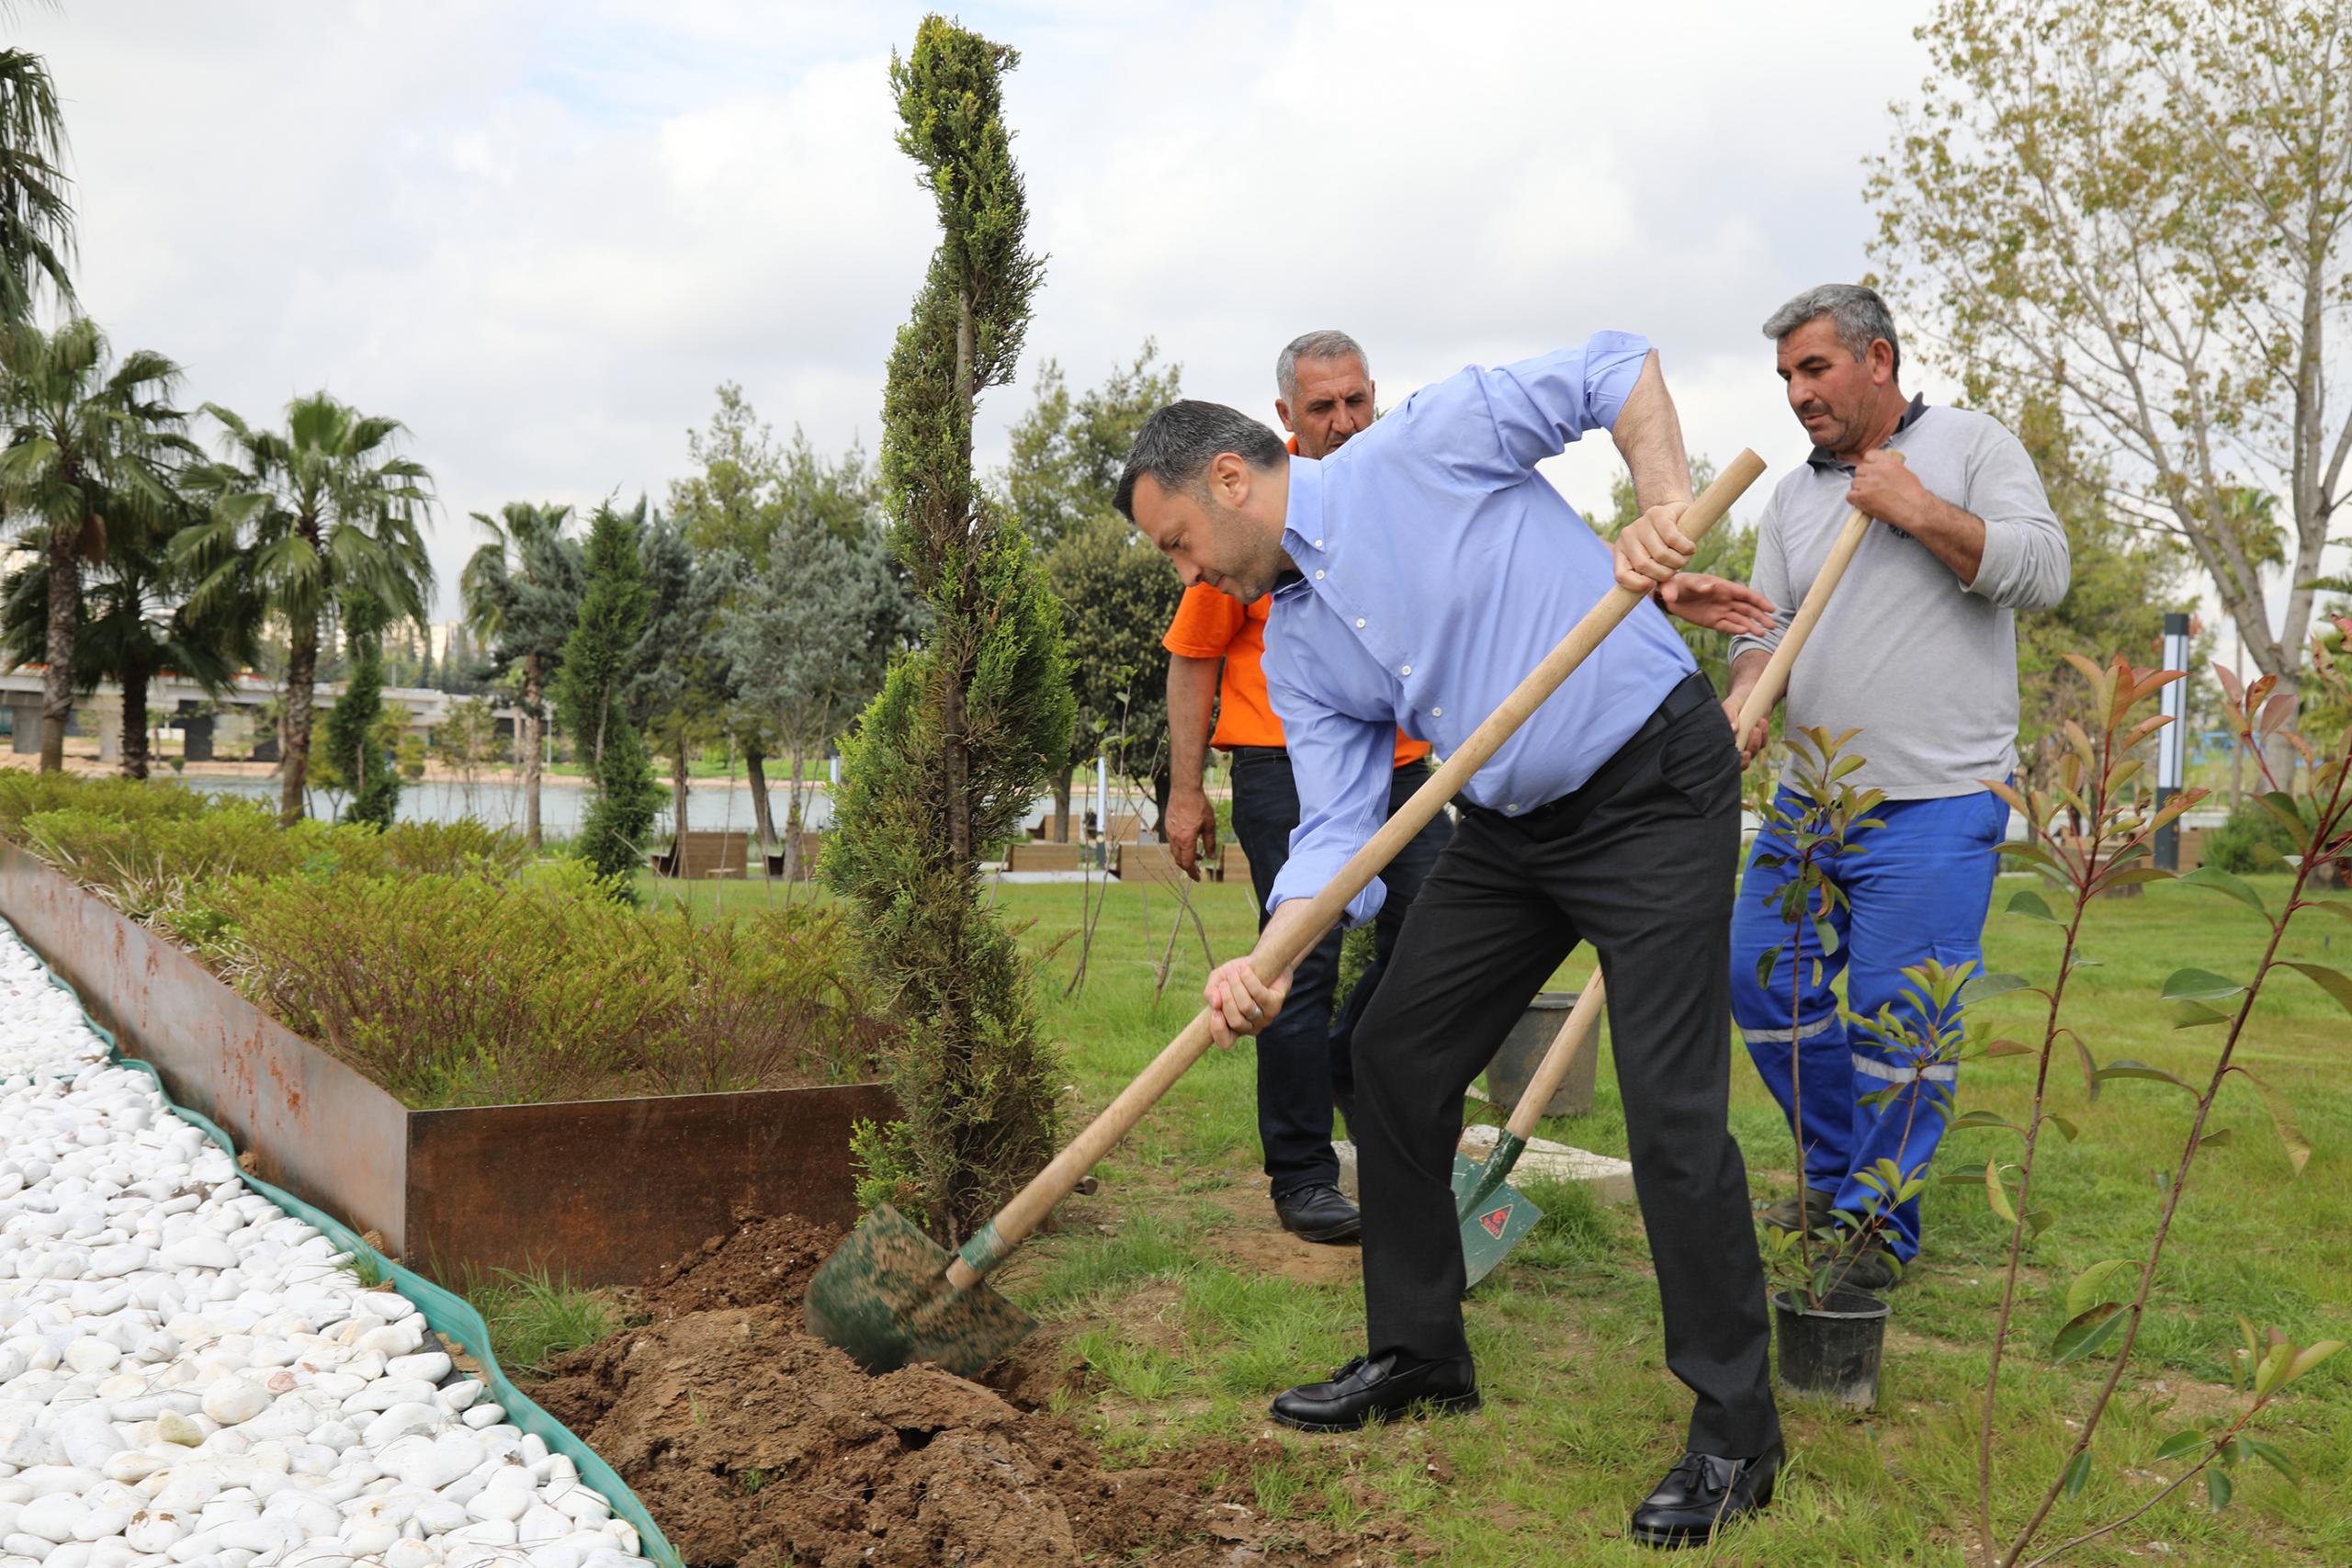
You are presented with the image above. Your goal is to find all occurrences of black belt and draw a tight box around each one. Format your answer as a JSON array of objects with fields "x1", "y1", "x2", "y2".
[{"x1": 1460, "y1": 671, "x2": 1716, "y2": 840}]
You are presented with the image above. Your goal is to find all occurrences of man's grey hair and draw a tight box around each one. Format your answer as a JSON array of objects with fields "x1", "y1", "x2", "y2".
[
  {"x1": 1114, "y1": 400, "x2": 1289, "y2": 522},
  {"x1": 1760, "y1": 284, "x2": 1901, "y2": 378},
  {"x1": 1275, "y1": 329, "x2": 1371, "y2": 401}
]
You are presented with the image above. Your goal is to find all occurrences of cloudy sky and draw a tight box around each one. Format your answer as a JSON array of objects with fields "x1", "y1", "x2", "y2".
[{"x1": 17, "y1": 1, "x2": 1933, "y2": 617}]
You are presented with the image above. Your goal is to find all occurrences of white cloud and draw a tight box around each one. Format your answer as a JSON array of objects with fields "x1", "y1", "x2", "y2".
[{"x1": 19, "y1": 0, "x2": 1931, "y2": 612}]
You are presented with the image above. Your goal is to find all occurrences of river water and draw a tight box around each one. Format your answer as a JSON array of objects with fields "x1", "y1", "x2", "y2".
[
  {"x1": 195, "y1": 774, "x2": 842, "y2": 836},
  {"x1": 193, "y1": 774, "x2": 1070, "y2": 836}
]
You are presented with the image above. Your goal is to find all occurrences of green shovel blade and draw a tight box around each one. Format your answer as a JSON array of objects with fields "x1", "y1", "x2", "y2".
[
  {"x1": 803, "y1": 1204, "x2": 1036, "y2": 1377},
  {"x1": 1453, "y1": 1149, "x2": 1544, "y2": 1290}
]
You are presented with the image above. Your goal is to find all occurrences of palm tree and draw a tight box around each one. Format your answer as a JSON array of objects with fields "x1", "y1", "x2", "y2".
[
  {"x1": 0, "y1": 486, "x2": 257, "y2": 777},
  {"x1": 180, "y1": 393, "x2": 433, "y2": 823},
  {"x1": 0, "y1": 42, "x2": 75, "y2": 325},
  {"x1": 0, "y1": 317, "x2": 193, "y2": 771},
  {"x1": 460, "y1": 501, "x2": 578, "y2": 847}
]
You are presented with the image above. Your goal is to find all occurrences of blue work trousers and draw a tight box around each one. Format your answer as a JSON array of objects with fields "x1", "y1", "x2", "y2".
[{"x1": 1730, "y1": 784, "x2": 2007, "y2": 1258}]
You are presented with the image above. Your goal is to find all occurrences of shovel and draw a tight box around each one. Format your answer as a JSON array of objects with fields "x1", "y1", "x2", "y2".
[
  {"x1": 1453, "y1": 970, "x2": 1607, "y2": 1288},
  {"x1": 1723, "y1": 494, "x2": 1879, "y2": 763},
  {"x1": 1449, "y1": 487, "x2": 1883, "y2": 1285},
  {"x1": 804, "y1": 449, "x2": 1770, "y2": 1377}
]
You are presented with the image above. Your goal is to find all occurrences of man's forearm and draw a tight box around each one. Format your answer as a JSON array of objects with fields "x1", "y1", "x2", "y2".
[
  {"x1": 1250, "y1": 897, "x2": 1331, "y2": 980},
  {"x1": 1167, "y1": 653, "x2": 1222, "y2": 785},
  {"x1": 1612, "y1": 351, "x2": 1695, "y2": 509},
  {"x1": 1900, "y1": 493, "x2": 1987, "y2": 586},
  {"x1": 1724, "y1": 648, "x2": 1772, "y2": 711}
]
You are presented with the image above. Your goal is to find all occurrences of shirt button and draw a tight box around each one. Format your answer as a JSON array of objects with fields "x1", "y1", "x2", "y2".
[
  {"x1": 1355, "y1": 617, "x2": 1366, "y2": 628},
  {"x1": 1430, "y1": 706, "x2": 1442, "y2": 717},
  {"x1": 1506, "y1": 804, "x2": 1520, "y2": 813},
  {"x1": 1314, "y1": 570, "x2": 1325, "y2": 581},
  {"x1": 1400, "y1": 665, "x2": 1411, "y2": 676},
  {"x1": 1314, "y1": 539, "x2": 1324, "y2": 548}
]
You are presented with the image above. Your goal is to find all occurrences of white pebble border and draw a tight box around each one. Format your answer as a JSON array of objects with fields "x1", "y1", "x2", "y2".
[{"x1": 0, "y1": 930, "x2": 657, "y2": 1568}]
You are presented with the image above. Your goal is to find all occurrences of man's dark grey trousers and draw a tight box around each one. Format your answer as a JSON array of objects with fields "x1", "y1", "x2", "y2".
[{"x1": 1349, "y1": 675, "x2": 1781, "y2": 1456}]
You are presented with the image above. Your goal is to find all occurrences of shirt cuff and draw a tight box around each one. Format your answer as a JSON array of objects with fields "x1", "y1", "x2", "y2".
[
  {"x1": 1267, "y1": 853, "x2": 1386, "y2": 929},
  {"x1": 1962, "y1": 516, "x2": 2020, "y2": 600},
  {"x1": 1584, "y1": 330, "x2": 1655, "y2": 432},
  {"x1": 1728, "y1": 608, "x2": 1792, "y2": 666}
]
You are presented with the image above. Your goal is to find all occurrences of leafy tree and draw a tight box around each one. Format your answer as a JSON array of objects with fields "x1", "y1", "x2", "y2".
[
  {"x1": 558, "y1": 498, "x2": 662, "y2": 893},
  {"x1": 1005, "y1": 341, "x2": 1182, "y2": 834},
  {"x1": 670, "y1": 383, "x2": 785, "y2": 564},
  {"x1": 435, "y1": 694, "x2": 505, "y2": 817},
  {"x1": 0, "y1": 42, "x2": 74, "y2": 326},
  {"x1": 828, "y1": 17, "x2": 1075, "y2": 1242},
  {"x1": 182, "y1": 393, "x2": 433, "y2": 823},
  {"x1": 630, "y1": 508, "x2": 729, "y2": 851},
  {"x1": 323, "y1": 592, "x2": 400, "y2": 829},
  {"x1": 669, "y1": 387, "x2": 881, "y2": 852},
  {"x1": 0, "y1": 485, "x2": 254, "y2": 778},
  {"x1": 1005, "y1": 342, "x2": 1181, "y2": 553},
  {"x1": 723, "y1": 513, "x2": 915, "y2": 879},
  {"x1": 460, "y1": 502, "x2": 579, "y2": 846},
  {"x1": 1043, "y1": 513, "x2": 1183, "y2": 827},
  {"x1": 0, "y1": 317, "x2": 195, "y2": 771},
  {"x1": 1870, "y1": 0, "x2": 2352, "y2": 783},
  {"x1": 2003, "y1": 396, "x2": 2184, "y2": 788}
]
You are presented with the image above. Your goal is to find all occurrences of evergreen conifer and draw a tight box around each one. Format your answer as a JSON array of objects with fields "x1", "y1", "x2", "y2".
[{"x1": 828, "y1": 16, "x2": 1075, "y2": 1241}]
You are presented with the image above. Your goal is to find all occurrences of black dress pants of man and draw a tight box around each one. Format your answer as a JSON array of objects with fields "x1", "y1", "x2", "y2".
[
  {"x1": 1230, "y1": 750, "x2": 1452, "y2": 1200},
  {"x1": 1349, "y1": 674, "x2": 1780, "y2": 1457}
]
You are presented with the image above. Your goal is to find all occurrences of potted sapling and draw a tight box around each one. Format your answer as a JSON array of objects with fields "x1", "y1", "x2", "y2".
[{"x1": 1748, "y1": 728, "x2": 1964, "y2": 1407}]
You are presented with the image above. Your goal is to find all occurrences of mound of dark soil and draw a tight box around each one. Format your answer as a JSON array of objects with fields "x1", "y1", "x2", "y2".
[{"x1": 531, "y1": 1214, "x2": 1417, "y2": 1567}]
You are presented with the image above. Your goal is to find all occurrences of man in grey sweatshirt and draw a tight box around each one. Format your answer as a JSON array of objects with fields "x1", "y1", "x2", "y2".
[{"x1": 1724, "y1": 284, "x2": 2070, "y2": 1290}]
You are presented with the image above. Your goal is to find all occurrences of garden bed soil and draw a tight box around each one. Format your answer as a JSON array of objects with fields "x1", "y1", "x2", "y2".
[{"x1": 530, "y1": 1213, "x2": 1421, "y2": 1567}]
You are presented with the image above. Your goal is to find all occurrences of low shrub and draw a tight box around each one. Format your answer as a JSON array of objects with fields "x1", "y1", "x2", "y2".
[
  {"x1": 220, "y1": 859, "x2": 882, "y2": 1107},
  {"x1": 2200, "y1": 796, "x2": 2311, "y2": 874},
  {"x1": 0, "y1": 772, "x2": 211, "y2": 837},
  {"x1": 15, "y1": 796, "x2": 528, "y2": 925},
  {"x1": 2, "y1": 773, "x2": 887, "y2": 1110}
]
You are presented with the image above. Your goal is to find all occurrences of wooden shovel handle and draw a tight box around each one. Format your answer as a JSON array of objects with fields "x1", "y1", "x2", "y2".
[
  {"x1": 949, "y1": 448, "x2": 1770, "y2": 1287},
  {"x1": 1731, "y1": 455, "x2": 1899, "y2": 741},
  {"x1": 1505, "y1": 971, "x2": 1607, "y2": 1142}
]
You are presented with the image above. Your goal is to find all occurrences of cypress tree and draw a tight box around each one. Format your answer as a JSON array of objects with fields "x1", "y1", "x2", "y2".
[
  {"x1": 828, "y1": 16, "x2": 1075, "y2": 1243},
  {"x1": 558, "y1": 499, "x2": 662, "y2": 896},
  {"x1": 323, "y1": 594, "x2": 401, "y2": 829}
]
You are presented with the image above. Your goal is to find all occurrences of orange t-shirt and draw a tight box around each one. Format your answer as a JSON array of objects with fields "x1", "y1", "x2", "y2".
[{"x1": 1162, "y1": 585, "x2": 1430, "y2": 766}]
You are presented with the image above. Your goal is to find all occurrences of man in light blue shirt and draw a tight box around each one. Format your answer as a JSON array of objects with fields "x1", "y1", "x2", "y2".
[{"x1": 1117, "y1": 334, "x2": 1783, "y2": 1550}]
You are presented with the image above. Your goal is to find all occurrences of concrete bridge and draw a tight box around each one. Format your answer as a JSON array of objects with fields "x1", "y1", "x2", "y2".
[{"x1": 0, "y1": 669, "x2": 516, "y2": 761}]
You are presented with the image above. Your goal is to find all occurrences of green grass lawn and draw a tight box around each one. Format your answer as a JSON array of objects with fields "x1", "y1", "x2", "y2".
[{"x1": 645, "y1": 864, "x2": 2352, "y2": 1565}]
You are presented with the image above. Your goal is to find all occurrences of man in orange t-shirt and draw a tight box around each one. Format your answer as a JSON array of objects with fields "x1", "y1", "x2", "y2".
[{"x1": 1162, "y1": 331, "x2": 1449, "y2": 1245}]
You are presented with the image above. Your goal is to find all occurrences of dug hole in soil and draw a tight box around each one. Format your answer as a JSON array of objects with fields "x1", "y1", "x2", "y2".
[{"x1": 529, "y1": 1213, "x2": 1421, "y2": 1567}]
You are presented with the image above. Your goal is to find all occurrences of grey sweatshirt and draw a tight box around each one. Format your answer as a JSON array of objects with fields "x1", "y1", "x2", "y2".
[{"x1": 1728, "y1": 400, "x2": 2071, "y2": 800}]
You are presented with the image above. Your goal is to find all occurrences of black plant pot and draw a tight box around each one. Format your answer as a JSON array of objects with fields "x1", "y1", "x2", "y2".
[{"x1": 1772, "y1": 1286, "x2": 1891, "y2": 1409}]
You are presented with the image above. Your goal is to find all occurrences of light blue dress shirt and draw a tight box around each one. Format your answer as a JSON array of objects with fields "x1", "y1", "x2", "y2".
[{"x1": 1261, "y1": 330, "x2": 1698, "y2": 926}]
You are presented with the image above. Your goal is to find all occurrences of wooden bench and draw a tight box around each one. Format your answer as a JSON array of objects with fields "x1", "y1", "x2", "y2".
[
  {"x1": 1112, "y1": 842, "x2": 1186, "y2": 884},
  {"x1": 653, "y1": 829, "x2": 756, "y2": 880},
  {"x1": 763, "y1": 831, "x2": 829, "y2": 882},
  {"x1": 1006, "y1": 841, "x2": 1086, "y2": 873}
]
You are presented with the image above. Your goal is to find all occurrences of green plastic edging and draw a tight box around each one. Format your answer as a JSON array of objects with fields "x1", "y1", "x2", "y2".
[{"x1": 0, "y1": 913, "x2": 681, "y2": 1568}]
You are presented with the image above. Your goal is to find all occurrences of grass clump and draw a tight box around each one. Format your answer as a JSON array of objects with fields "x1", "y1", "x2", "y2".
[{"x1": 462, "y1": 1263, "x2": 628, "y2": 1376}]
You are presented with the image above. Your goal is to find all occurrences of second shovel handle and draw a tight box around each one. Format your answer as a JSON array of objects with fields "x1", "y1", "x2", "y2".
[
  {"x1": 1732, "y1": 480, "x2": 1892, "y2": 741},
  {"x1": 1505, "y1": 971, "x2": 1607, "y2": 1142}
]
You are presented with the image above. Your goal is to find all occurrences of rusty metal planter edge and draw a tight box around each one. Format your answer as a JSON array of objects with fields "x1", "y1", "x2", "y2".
[{"x1": 0, "y1": 841, "x2": 894, "y2": 1286}]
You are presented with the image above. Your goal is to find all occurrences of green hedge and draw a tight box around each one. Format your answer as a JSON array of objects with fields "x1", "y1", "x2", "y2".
[{"x1": 3, "y1": 774, "x2": 882, "y2": 1108}]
